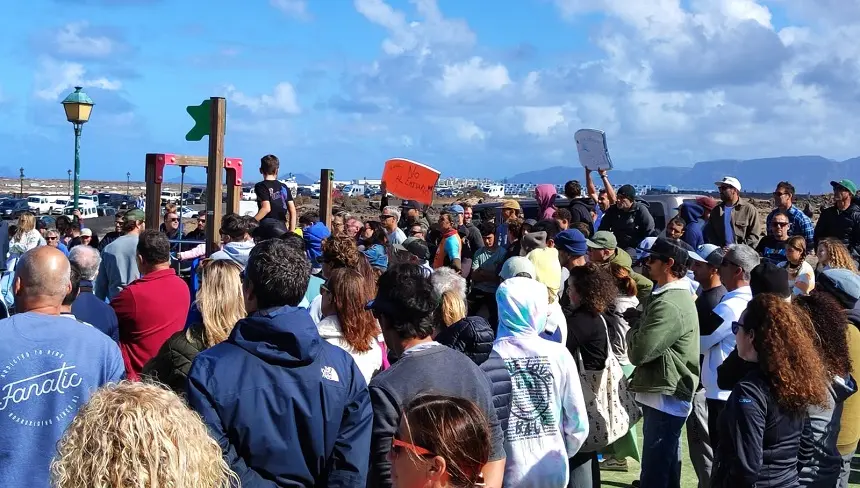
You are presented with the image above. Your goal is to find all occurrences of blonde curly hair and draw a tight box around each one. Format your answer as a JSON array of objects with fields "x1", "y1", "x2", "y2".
[
  {"x1": 817, "y1": 238, "x2": 858, "y2": 272},
  {"x1": 51, "y1": 381, "x2": 238, "y2": 488}
]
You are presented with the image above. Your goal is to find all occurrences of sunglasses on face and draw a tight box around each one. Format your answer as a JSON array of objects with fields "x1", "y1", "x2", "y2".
[
  {"x1": 197, "y1": 219, "x2": 206, "y2": 223},
  {"x1": 168, "y1": 218, "x2": 179, "y2": 222},
  {"x1": 773, "y1": 192, "x2": 788, "y2": 198},
  {"x1": 731, "y1": 321, "x2": 744, "y2": 335},
  {"x1": 771, "y1": 221, "x2": 789, "y2": 228},
  {"x1": 391, "y1": 437, "x2": 433, "y2": 457},
  {"x1": 46, "y1": 236, "x2": 58, "y2": 241}
]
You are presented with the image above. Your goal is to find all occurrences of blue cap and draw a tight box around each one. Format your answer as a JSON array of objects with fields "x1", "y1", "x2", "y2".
[
  {"x1": 448, "y1": 204, "x2": 464, "y2": 214},
  {"x1": 555, "y1": 229, "x2": 587, "y2": 257}
]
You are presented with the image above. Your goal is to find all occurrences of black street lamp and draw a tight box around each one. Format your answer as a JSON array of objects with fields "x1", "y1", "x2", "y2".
[
  {"x1": 67, "y1": 169, "x2": 72, "y2": 195},
  {"x1": 126, "y1": 172, "x2": 131, "y2": 195},
  {"x1": 19, "y1": 168, "x2": 24, "y2": 198}
]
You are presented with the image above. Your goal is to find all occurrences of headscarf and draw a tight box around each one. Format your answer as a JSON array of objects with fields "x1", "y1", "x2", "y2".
[
  {"x1": 535, "y1": 184, "x2": 558, "y2": 220},
  {"x1": 500, "y1": 256, "x2": 536, "y2": 281},
  {"x1": 496, "y1": 277, "x2": 548, "y2": 339},
  {"x1": 527, "y1": 247, "x2": 561, "y2": 304}
]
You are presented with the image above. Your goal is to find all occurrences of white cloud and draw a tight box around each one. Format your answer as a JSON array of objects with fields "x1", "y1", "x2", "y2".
[
  {"x1": 270, "y1": 0, "x2": 310, "y2": 20},
  {"x1": 516, "y1": 106, "x2": 566, "y2": 137},
  {"x1": 354, "y1": 0, "x2": 475, "y2": 56},
  {"x1": 53, "y1": 22, "x2": 117, "y2": 58},
  {"x1": 33, "y1": 57, "x2": 122, "y2": 101},
  {"x1": 436, "y1": 57, "x2": 511, "y2": 97},
  {"x1": 225, "y1": 82, "x2": 301, "y2": 115}
]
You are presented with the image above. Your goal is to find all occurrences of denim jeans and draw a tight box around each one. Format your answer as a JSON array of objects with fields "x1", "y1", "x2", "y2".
[
  {"x1": 685, "y1": 389, "x2": 713, "y2": 488},
  {"x1": 837, "y1": 449, "x2": 856, "y2": 488},
  {"x1": 640, "y1": 405, "x2": 686, "y2": 488}
]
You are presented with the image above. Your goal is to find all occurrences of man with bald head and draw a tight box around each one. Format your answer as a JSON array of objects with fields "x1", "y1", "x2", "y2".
[{"x1": 0, "y1": 247, "x2": 124, "y2": 487}]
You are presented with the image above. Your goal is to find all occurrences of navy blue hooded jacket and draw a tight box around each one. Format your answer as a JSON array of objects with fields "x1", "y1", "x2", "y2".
[
  {"x1": 187, "y1": 306, "x2": 373, "y2": 487},
  {"x1": 678, "y1": 202, "x2": 706, "y2": 249}
]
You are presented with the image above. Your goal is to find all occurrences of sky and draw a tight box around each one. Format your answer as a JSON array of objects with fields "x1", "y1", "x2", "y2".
[{"x1": 2, "y1": 0, "x2": 860, "y2": 182}]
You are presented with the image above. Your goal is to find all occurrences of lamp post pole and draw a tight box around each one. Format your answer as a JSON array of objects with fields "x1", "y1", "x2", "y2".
[
  {"x1": 73, "y1": 123, "x2": 82, "y2": 210},
  {"x1": 18, "y1": 168, "x2": 23, "y2": 198},
  {"x1": 126, "y1": 172, "x2": 130, "y2": 195},
  {"x1": 67, "y1": 169, "x2": 71, "y2": 195}
]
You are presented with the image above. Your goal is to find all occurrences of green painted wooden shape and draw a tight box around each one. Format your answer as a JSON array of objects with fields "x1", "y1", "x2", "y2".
[{"x1": 185, "y1": 99, "x2": 212, "y2": 141}]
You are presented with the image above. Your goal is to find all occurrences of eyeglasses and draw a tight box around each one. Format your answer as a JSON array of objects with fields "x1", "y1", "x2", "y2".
[
  {"x1": 771, "y1": 221, "x2": 789, "y2": 228},
  {"x1": 731, "y1": 321, "x2": 744, "y2": 335},
  {"x1": 46, "y1": 236, "x2": 58, "y2": 241},
  {"x1": 391, "y1": 437, "x2": 433, "y2": 457},
  {"x1": 380, "y1": 215, "x2": 395, "y2": 220},
  {"x1": 409, "y1": 230, "x2": 424, "y2": 236},
  {"x1": 719, "y1": 185, "x2": 733, "y2": 192},
  {"x1": 320, "y1": 283, "x2": 331, "y2": 295},
  {"x1": 168, "y1": 218, "x2": 179, "y2": 222},
  {"x1": 773, "y1": 192, "x2": 789, "y2": 198}
]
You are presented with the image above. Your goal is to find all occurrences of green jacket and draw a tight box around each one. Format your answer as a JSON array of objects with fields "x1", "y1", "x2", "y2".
[
  {"x1": 609, "y1": 248, "x2": 653, "y2": 305},
  {"x1": 627, "y1": 279, "x2": 700, "y2": 402}
]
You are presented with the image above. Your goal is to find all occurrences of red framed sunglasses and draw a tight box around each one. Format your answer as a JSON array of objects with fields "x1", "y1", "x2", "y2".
[{"x1": 391, "y1": 438, "x2": 433, "y2": 457}]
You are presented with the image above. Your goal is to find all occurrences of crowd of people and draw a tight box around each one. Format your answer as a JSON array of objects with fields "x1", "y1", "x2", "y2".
[{"x1": 0, "y1": 155, "x2": 858, "y2": 488}]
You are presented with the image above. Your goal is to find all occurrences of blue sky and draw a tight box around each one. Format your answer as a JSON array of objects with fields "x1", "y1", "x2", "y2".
[{"x1": 2, "y1": 0, "x2": 860, "y2": 182}]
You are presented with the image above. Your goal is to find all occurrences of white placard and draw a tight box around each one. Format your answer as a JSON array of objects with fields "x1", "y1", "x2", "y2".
[{"x1": 575, "y1": 129, "x2": 614, "y2": 171}]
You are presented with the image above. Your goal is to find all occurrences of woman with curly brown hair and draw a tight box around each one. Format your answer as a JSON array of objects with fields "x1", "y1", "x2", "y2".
[
  {"x1": 565, "y1": 262, "x2": 623, "y2": 487},
  {"x1": 51, "y1": 381, "x2": 238, "y2": 488},
  {"x1": 816, "y1": 238, "x2": 858, "y2": 273},
  {"x1": 711, "y1": 294, "x2": 831, "y2": 488},
  {"x1": 793, "y1": 293, "x2": 857, "y2": 488}
]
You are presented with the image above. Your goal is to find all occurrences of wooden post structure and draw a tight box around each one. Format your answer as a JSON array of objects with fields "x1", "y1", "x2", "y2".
[
  {"x1": 319, "y1": 169, "x2": 334, "y2": 228},
  {"x1": 206, "y1": 97, "x2": 226, "y2": 255}
]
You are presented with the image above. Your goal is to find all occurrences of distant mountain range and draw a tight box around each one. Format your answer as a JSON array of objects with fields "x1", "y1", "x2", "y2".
[
  {"x1": 506, "y1": 156, "x2": 860, "y2": 194},
  {"x1": 163, "y1": 172, "x2": 316, "y2": 186}
]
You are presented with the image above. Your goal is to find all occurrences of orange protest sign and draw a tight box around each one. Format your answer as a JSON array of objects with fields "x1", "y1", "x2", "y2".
[{"x1": 381, "y1": 158, "x2": 441, "y2": 205}]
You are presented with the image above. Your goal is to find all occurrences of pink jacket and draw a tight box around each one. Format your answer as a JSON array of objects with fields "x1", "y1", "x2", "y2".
[{"x1": 535, "y1": 184, "x2": 558, "y2": 220}]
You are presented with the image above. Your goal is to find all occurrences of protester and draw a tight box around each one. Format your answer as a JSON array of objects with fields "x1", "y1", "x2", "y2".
[
  {"x1": 711, "y1": 294, "x2": 830, "y2": 487},
  {"x1": 556, "y1": 228, "x2": 588, "y2": 307},
  {"x1": 393, "y1": 237, "x2": 433, "y2": 276},
  {"x1": 492, "y1": 276, "x2": 588, "y2": 487},
  {"x1": 367, "y1": 263, "x2": 505, "y2": 488},
  {"x1": 188, "y1": 239, "x2": 372, "y2": 486},
  {"x1": 814, "y1": 179, "x2": 860, "y2": 261},
  {"x1": 391, "y1": 395, "x2": 491, "y2": 488},
  {"x1": 381, "y1": 206, "x2": 407, "y2": 246},
  {"x1": 527, "y1": 247, "x2": 567, "y2": 343},
  {"x1": 706, "y1": 176, "x2": 764, "y2": 247},
  {"x1": 564, "y1": 263, "x2": 619, "y2": 487},
  {"x1": 554, "y1": 207, "x2": 573, "y2": 231},
  {"x1": 318, "y1": 267, "x2": 383, "y2": 384},
  {"x1": 535, "y1": 183, "x2": 558, "y2": 220},
  {"x1": 51, "y1": 381, "x2": 237, "y2": 488},
  {"x1": 254, "y1": 154, "x2": 297, "y2": 231},
  {"x1": 702, "y1": 244, "x2": 757, "y2": 448},
  {"x1": 598, "y1": 184, "x2": 656, "y2": 252},
  {"x1": 586, "y1": 169, "x2": 616, "y2": 230},
  {"x1": 0, "y1": 247, "x2": 124, "y2": 487},
  {"x1": 793, "y1": 293, "x2": 857, "y2": 488},
  {"x1": 345, "y1": 216, "x2": 363, "y2": 239},
  {"x1": 8, "y1": 212, "x2": 43, "y2": 260},
  {"x1": 468, "y1": 222, "x2": 502, "y2": 323},
  {"x1": 768, "y1": 181, "x2": 814, "y2": 251},
  {"x1": 331, "y1": 212, "x2": 346, "y2": 235},
  {"x1": 810, "y1": 269, "x2": 860, "y2": 487},
  {"x1": 586, "y1": 230, "x2": 653, "y2": 304},
  {"x1": 68, "y1": 245, "x2": 119, "y2": 340},
  {"x1": 433, "y1": 211, "x2": 462, "y2": 272},
  {"x1": 185, "y1": 211, "x2": 206, "y2": 242},
  {"x1": 499, "y1": 255, "x2": 536, "y2": 281},
  {"x1": 606, "y1": 262, "x2": 639, "y2": 365},
  {"x1": 686, "y1": 243, "x2": 727, "y2": 486},
  {"x1": 142, "y1": 259, "x2": 244, "y2": 396},
  {"x1": 664, "y1": 215, "x2": 686, "y2": 241},
  {"x1": 162, "y1": 208, "x2": 181, "y2": 249},
  {"x1": 677, "y1": 201, "x2": 707, "y2": 249},
  {"x1": 112, "y1": 229, "x2": 190, "y2": 380},
  {"x1": 628, "y1": 237, "x2": 700, "y2": 488},
  {"x1": 497, "y1": 200, "x2": 521, "y2": 248},
  {"x1": 564, "y1": 177, "x2": 596, "y2": 235},
  {"x1": 777, "y1": 235, "x2": 816, "y2": 295},
  {"x1": 95, "y1": 208, "x2": 145, "y2": 300},
  {"x1": 208, "y1": 213, "x2": 256, "y2": 269},
  {"x1": 816, "y1": 238, "x2": 859, "y2": 272},
  {"x1": 400, "y1": 199, "x2": 430, "y2": 233},
  {"x1": 757, "y1": 209, "x2": 791, "y2": 264}
]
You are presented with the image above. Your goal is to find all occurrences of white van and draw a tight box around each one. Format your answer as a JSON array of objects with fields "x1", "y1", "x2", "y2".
[
  {"x1": 161, "y1": 191, "x2": 180, "y2": 204},
  {"x1": 481, "y1": 185, "x2": 505, "y2": 198},
  {"x1": 62, "y1": 200, "x2": 98, "y2": 219},
  {"x1": 341, "y1": 184, "x2": 365, "y2": 198},
  {"x1": 27, "y1": 195, "x2": 61, "y2": 215}
]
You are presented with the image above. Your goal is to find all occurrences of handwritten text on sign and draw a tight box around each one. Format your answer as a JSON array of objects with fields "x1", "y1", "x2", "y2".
[{"x1": 381, "y1": 158, "x2": 441, "y2": 205}]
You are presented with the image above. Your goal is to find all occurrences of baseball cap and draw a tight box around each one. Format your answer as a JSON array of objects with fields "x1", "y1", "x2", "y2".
[
  {"x1": 715, "y1": 176, "x2": 742, "y2": 192},
  {"x1": 501, "y1": 200, "x2": 521, "y2": 211},
  {"x1": 750, "y1": 262, "x2": 791, "y2": 298},
  {"x1": 125, "y1": 209, "x2": 145, "y2": 222},
  {"x1": 400, "y1": 237, "x2": 430, "y2": 262},
  {"x1": 80, "y1": 228, "x2": 93, "y2": 237},
  {"x1": 447, "y1": 204, "x2": 464, "y2": 215},
  {"x1": 524, "y1": 218, "x2": 538, "y2": 227},
  {"x1": 688, "y1": 243, "x2": 723, "y2": 267},
  {"x1": 555, "y1": 229, "x2": 587, "y2": 257},
  {"x1": 400, "y1": 200, "x2": 421, "y2": 210},
  {"x1": 520, "y1": 231, "x2": 548, "y2": 256},
  {"x1": 695, "y1": 196, "x2": 718, "y2": 211},
  {"x1": 586, "y1": 231, "x2": 617, "y2": 250},
  {"x1": 831, "y1": 179, "x2": 858, "y2": 195},
  {"x1": 637, "y1": 237, "x2": 688, "y2": 265}
]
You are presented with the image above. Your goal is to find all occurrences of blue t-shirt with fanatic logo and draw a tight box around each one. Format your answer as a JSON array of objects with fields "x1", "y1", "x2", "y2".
[{"x1": 0, "y1": 312, "x2": 125, "y2": 487}]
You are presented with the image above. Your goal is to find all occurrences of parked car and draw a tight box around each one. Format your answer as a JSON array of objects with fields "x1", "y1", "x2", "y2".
[
  {"x1": 160, "y1": 191, "x2": 180, "y2": 204},
  {"x1": 63, "y1": 200, "x2": 98, "y2": 219},
  {"x1": 97, "y1": 206, "x2": 117, "y2": 217},
  {"x1": 296, "y1": 187, "x2": 314, "y2": 198},
  {"x1": 0, "y1": 199, "x2": 33, "y2": 219}
]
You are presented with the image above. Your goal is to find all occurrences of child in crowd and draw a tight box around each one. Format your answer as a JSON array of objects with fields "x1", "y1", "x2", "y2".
[{"x1": 253, "y1": 154, "x2": 296, "y2": 232}]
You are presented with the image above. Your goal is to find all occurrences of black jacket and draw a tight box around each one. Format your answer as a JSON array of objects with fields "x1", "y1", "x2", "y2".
[
  {"x1": 813, "y1": 202, "x2": 860, "y2": 259},
  {"x1": 141, "y1": 325, "x2": 206, "y2": 396},
  {"x1": 435, "y1": 316, "x2": 496, "y2": 366},
  {"x1": 598, "y1": 201, "x2": 656, "y2": 252},
  {"x1": 797, "y1": 375, "x2": 857, "y2": 488},
  {"x1": 459, "y1": 223, "x2": 484, "y2": 261},
  {"x1": 435, "y1": 316, "x2": 512, "y2": 432},
  {"x1": 568, "y1": 197, "x2": 596, "y2": 236},
  {"x1": 712, "y1": 368, "x2": 804, "y2": 488}
]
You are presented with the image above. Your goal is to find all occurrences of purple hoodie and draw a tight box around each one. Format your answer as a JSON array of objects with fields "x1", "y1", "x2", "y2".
[{"x1": 535, "y1": 184, "x2": 558, "y2": 220}]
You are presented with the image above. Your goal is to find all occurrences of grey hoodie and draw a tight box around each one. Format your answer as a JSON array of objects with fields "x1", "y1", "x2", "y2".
[
  {"x1": 797, "y1": 374, "x2": 857, "y2": 487},
  {"x1": 209, "y1": 240, "x2": 255, "y2": 269}
]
